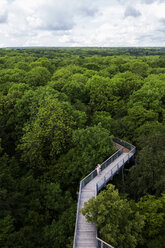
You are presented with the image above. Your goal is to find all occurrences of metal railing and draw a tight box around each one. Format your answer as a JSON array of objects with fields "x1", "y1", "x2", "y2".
[
  {"x1": 96, "y1": 149, "x2": 135, "y2": 193},
  {"x1": 81, "y1": 148, "x2": 124, "y2": 188},
  {"x1": 97, "y1": 237, "x2": 114, "y2": 248},
  {"x1": 95, "y1": 138, "x2": 136, "y2": 248},
  {"x1": 73, "y1": 137, "x2": 136, "y2": 248},
  {"x1": 100, "y1": 149, "x2": 123, "y2": 172},
  {"x1": 113, "y1": 137, "x2": 135, "y2": 151},
  {"x1": 73, "y1": 148, "x2": 124, "y2": 248},
  {"x1": 73, "y1": 180, "x2": 83, "y2": 248}
]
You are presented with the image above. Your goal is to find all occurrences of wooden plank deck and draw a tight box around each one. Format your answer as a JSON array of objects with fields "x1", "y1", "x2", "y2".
[{"x1": 75, "y1": 152, "x2": 128, "y2": 248}]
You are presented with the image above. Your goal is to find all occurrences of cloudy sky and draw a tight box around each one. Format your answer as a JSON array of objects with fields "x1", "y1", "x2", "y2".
[{"x1": 0, "y1": 0, "x2": 165, "y2": 47}]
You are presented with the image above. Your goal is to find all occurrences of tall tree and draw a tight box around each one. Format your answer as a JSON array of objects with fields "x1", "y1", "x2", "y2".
[
  {"x1": 18, "y1": 98, "x2": 74, "y2": 171},
  {"x1": 126, "y1": 131, "x2": 165, "y2": 199},
  {"x1": 81, "y1": 184, "x2": 144, "y2": 248},
  {"x1": 137, "y1": 194, "x2": 165, "y2": 248}
]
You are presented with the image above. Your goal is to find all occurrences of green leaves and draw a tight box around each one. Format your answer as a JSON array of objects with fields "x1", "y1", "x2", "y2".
[
  {"x1": 71, "y1": 126, "x2": 115, "y2": 174},
  {"x1": 126, "y1": 131, "x2": 165, "y2": 198},
  {"x1": 137, "y1": 194, "x2": 165, "y2": 248},
  {"x1": 1, "y1": 48, "x2": 165, "y2": 248},
  {"x1": 51, "y1": 125, "x2": 115, "y2": 195},
  {"x1": 128, "y1": 74, "x2": 165, "y2": 128},
  {"x1": 81, "y1": 184, "x2": 144, "y2": 248},
  {"x1": 25, "y1": 67, "x2": 51, "y2": 86},
  {"x1": 91, "y1": 111, "x2": 112, "y2": 131},
  {"x1": 0, "y1": 215, "x2": 14, "y2": 245},
  {"x1": 18, "y1": 98, "x2": 74, "y2": 168},
  {"x1": 129, "y1": 61, "x2": 150, "y2": 77},
  {"x1": 86, "y1": 75, "x2": 117, "y2": 114}
]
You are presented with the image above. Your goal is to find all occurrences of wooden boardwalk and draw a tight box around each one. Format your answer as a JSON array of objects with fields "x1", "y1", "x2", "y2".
[{"x1": 73, "y1": 139, "x2": 136, "y2": 248}]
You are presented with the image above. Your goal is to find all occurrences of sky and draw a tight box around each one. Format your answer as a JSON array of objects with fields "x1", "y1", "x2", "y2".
[{"x1": 0, "y1": 0, "x2": 165, "y2": 47}]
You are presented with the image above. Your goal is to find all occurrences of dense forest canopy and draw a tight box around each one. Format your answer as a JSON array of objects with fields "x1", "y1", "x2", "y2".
[{"x1": 0, "y1": 47, "x2": 165, "y2": 248}]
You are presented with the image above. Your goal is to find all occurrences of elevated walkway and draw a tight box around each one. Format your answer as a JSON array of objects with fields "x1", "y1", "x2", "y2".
[{"x1": 73, "y1": 138, "x2": 136, "y2": 248}]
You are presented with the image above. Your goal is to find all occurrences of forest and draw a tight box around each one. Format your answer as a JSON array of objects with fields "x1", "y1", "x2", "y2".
[{"x1": 0, "y1": 47, "x2": 165, "y2": 248}]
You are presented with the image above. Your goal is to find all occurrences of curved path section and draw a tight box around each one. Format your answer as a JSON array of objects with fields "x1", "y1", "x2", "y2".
[{"x1": 73, "y1": 138, "x2": 136, "y2": 248}]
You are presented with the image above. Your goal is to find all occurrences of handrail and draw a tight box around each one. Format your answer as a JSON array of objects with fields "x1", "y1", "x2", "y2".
[
  {"x1": 96, "y1": 237, "x2": 114, "y2": 248},
  {"x1": 97, "y1": 138, "x2": 135, "y2": 193},
  {"x1": 73, "y1": 181, "x2": 82, "y2": 248},
  {"x1": 113, "y1": 137, "x2": 135, "y2": 151},
  {"x1": 100, "y1": 149, "x2": 123, "y2": 172},
  {"x1": 96, "y1": 148, "x2": 135, "y2": 193},
  {"x1": 81, "y1": 148, "x2": 124, "y2": 188},
  {"x1": 73, "y1": 137, "x2": 136, "y2": 248},
  {"x1": 73, "y1": 148, "x2": 123, "y2": 248},
  {"x1": 95, "y1": 138, "x2": 136, "y2": 248}
]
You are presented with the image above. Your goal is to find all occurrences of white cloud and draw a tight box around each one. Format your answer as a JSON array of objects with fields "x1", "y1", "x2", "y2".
[
  {"x1": 124, "y1": 6, "x2": 141, "y2": 18},
  {"x1": 0, "y1": 0, "x2": 165, "y2": 47},
  {"x1": 0, "y1": 0, "x2": 8, "y2": 23}
]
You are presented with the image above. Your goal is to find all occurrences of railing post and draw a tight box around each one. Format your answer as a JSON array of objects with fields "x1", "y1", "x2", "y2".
[
  {"x1": 104, "y1": 176, "x2": 106, "y2": 187},
  {"x1": 111, "y1": 169, "x2": 113, "y2": 180},
  {"x1": 122, "y1": 165, "x2": 124, "y2": 182},
  {"x1": 101, "y1": 241, "x2": 103, "y2": 248},
  {"x1": 96, "y1": 183, "x2": 98, "y2": 197}
]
